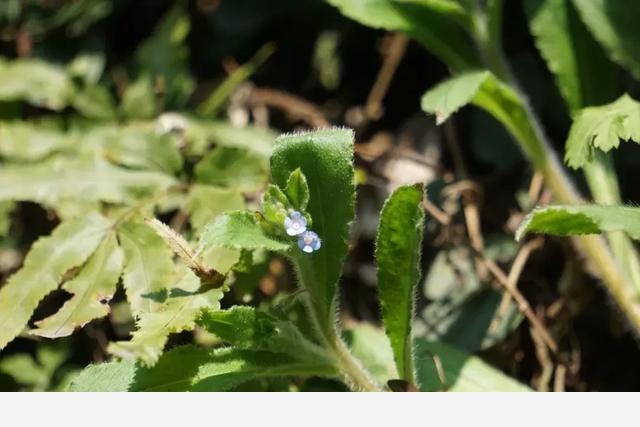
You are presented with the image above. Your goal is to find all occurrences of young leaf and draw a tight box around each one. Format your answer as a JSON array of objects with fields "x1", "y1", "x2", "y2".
[
  {"x1": 117, "y1": 222, "x2": 176, "y2": 316},
  {"x1": 198, "y1": 211, "x2": 290, "y2": 252},
  {"x1": 69, "y1": 345, "x2": 337, "y2": 391},
  {"x1": 261, "y1": 185, "x2": 290, "y2": 230},
  {"x1": 284, "y1": 168, "x2": 310, "y2": 211},
  {"x1": 30, "y1": 231, "x2": 124, "y2": 338},
  {"x1": 572, "y1": 0, "x2": 640, "y2": 80},
  {"x1": 109, "y1": 270, "x2": 223, "y2": 366},
  {"x1": 270, "y1": 128, "x2": 355, "y2": 326},
  {"x1": 0, "y1": 213, "x2": 110, "y2": 349},
  {"x1": 422, "y1": 71, "x2": 546, "y2": 166},
  {"x1": 565, "y1": 94, "x2": 640, "y2": 169},
  {"x1": 414, "y1": 339, "x2": 531, "y2": 391},
  {"x1": 325, "y1": 0, "x2": 480, "y2": 71},
  {"x1": 194, "y1": 146, "x2": 268, "y2": 192},
  {"x1": 516, "y1": 205, "x2": 640, "y2": 241},
  {"x1": 524, "y1": 0, "x2": 615, "y2": 113},
  {"x1": 375, "y1": 184, "x2": 425, "y2": 382}
]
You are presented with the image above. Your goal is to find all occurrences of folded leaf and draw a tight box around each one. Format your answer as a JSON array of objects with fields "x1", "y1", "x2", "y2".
[
  {"x1": 69, "y1": 345, "x2": 337, "y2": 391},
  {"x1": 375, "y1": 184, "x2": 425, "y2": 382},
  {"x1": 270, "y1": 128, "x2": 355, "y2": 327},
  {"x1": 31, "y1": 232, "x2": 124, "y2": 338},
  {"x1": 0, "y1": 213, "x2": 110, "y2": 349},
  {"x1": 516, "y1": 205, "x2": 640, "y2": 241},
  {"x1": 572, "y1": 0, "x2": 640, "y2": 80},
  {"x1": 565, "y1": 94, "x2": 640, "y2": 169}
]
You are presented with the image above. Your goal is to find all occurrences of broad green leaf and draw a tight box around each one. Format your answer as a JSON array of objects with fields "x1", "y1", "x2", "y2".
[
  {"x1": 516, "y1": 205, "x2": 640, "y2": 241},
  {"x1": 375, "y1": 184, "x2": 424, "y2": 381},
  {"x1": 0, "y1": 213, "x2": 110, "y2": 349},
  {"x1": 198, "y1": 211, "x2": 290, "y2": 252},
  {"x1": 524, "y1": 0, "x2": 615, "y2": 113},
  {"x1": 71, "y1": 84, "x2": 117, "y2": 119},
  {"x1": 187, "y1": 184, "x2": 245, "y2": 233},
  {"x1": 117, "y1": 222, "x2": 176, "y2": 317},
  {"x1": 31, "y1": 232, "x2": 123, "y2": 338},
  {"x1": 0, "y1": 122, "x2": 74, "y2": 161},
  {"x1": 0, "y1": 58, "x2": 72, "y2": 110},
  {"x1": 184, "y1": 119, "x2": 276, "y2": 158},
  {"x1": 0, "y1": 156, "x2": 176, "y2": 207},
  {"x1": 326, "y1": 0, "x2": 480, "y2": 71},
  {"x1": 195, "y1": 146, "x2": 268, "y2": 192},
  {"x1": 198, "y1": 306, "x2": 328, "y2": 362},
  {"x1": 565, "y1": 94, "x2": 640, "y2": 169},
  {"x1": 121, "y1": 75, "x2": 157, "y2": 119},
  {"x1": 69, "y1": 345, "x2": 337, "y2": 391},
  {"x1": 422, "y1": 71, "x2": 546, "y2": 166},
  {"x1": 572, "y1": 0, "x2": 640, "y2": 80},
  {"x1": 284, "y1": 168, "x2": 310, "y2": 212},
  {"x1": 343, "y1": 324, "x2": 398, "y2": 385},
  {"x1": 109, "y1": 269, "x2": 223, "y2": 366},
  {"x1": 270, "y1": 128, "x2": 355, "y2": 326},
  {"x1": 415, "y1": 339, "x2": 531, "y2": 391}
]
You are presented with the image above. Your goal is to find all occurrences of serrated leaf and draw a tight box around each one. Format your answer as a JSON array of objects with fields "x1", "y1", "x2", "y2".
[
  {"x1": 516, "y1": 204, "x2": 640, "y2": 241},
  {"x1": 69, "y1": 345, "x2": 337, "y2": 391},
  {"x1": 31, "y1": 232, "x2": 124, "y2": 338},
  {"x1": 0, "y1": 122, "x2": 75, "y2": 161},
  {"x1": 117, "y1": 222, "x2": 175, "y2": 317},
  {"x1": 198, "y1": 211, "x2": 290, "y2": 252},
  {"x1": 0, "y1": 213, "x2": 110, "y2": 349},
  {"x1": 422, "y1": 71, "x2": 546, "y2": 166},
  {"x1": 284, "y1": 168, "x2": 310, "y2": 211},
  {"x1": 375, "y1": 184, "x2": 424, "y2": 382},
  {"x1": 572, "y1": 0, "x2": 640, "y2": 80},
  {"x1": 194, "y1": 146, "x2": 268, "y2": 192},
  {"x1": 0, "y1": 156, "x2": 176, "y2": 207},
  {"x1": 524, "y1": 0, "x2": 615, "y2": 113},
  {"x1": 0, "y1": 58, "x2": 72, "y2": 110},
  {"x1": 109, "y1": 269, "x2": 223, "y2": 366},
  {"x1": 270, "y1": 128, "x2": 355, "y2": 326},
  {"x1": 187, "y1": 185, "x2": 244, "y2": 233},
  {"x1": 414, "y1": 339, "x2": 531, "y2": 391},
  {"x1": 326, "y1": 0, "x2": 480, "y2": 71},
  {"x1": 121, "y1": 75, "x2": 157, "y2": 119},
  {"x1": 565, "y1": 94, "x2": 640, "y2": 169}
]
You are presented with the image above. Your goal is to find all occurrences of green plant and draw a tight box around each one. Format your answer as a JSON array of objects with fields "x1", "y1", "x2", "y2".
[{"x1": 326, "y1": 0, "x2": 640, "y2": 333}]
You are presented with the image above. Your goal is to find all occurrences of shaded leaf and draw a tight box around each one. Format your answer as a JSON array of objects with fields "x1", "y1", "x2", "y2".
[
  {"x1": 375, "y1": 184, "x2": 424, "y2": 381},
  {"x1": 195, "y1": 146, "x2": 268, "y2": 192},
  {"x1": 0, "y1": 213, "x2": 110, "y2": 349},
  {"x1": 516, "y1": 204, "x2": 640, "y2": 241},
  {"x1": 187, "y1": 185, "x2": 244, "y2": 233},
  {"x1": 31, "y1": 232, "x2": 123, "y2": 338}
]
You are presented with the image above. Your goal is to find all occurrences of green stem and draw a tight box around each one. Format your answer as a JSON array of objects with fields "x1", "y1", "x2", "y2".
[
  {"x1": 583, "y1": 152, "x2": 640, "y2": 292},
  {"x1": 470, "y1": 4, "x2": 640, "y2": 331},
  {"x1": 328, "y1": 329, "x2": 383, "y2": 392}
]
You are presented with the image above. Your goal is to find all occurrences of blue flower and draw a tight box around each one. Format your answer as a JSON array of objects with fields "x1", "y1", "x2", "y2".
[
  {"x1": 298, "y1": 231, "x2": 321, "y2": 253},
  {"x1": 284, "y1": 211, "x2": 307, "y2": 236}
]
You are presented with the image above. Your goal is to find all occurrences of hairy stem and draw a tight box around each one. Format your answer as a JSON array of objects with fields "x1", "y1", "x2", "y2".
[{"x1": 329, "y1": 329, "x2": 383, "y2": 392}]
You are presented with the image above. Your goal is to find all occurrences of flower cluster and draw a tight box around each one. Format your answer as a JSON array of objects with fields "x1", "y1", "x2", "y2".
[{"x1": 284, "y1": 211, "x2": 321, "y2": 253}]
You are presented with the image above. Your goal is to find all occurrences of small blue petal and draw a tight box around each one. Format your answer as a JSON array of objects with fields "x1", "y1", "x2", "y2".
[
  {"x1": 297, "y1": 231, "x2": 321, "y2": 253},
  {"x1": 284, "y1": 211, "x2": 307, "y2": 236}
]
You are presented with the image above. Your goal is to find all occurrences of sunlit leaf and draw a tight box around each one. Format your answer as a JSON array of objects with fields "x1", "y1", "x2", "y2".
[{"x1": 198, "y1": 211, "x2": 290, "y2": 252}]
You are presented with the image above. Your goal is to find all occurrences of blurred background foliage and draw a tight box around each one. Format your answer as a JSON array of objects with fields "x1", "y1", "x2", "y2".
[{"x1": 1, "y1": 0, "x2": 640, "y2": 391}]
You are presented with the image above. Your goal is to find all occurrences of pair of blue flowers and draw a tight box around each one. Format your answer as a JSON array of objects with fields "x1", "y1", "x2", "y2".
[{"x1": 284, "y1": 211, "x2": 321, "y2": 253}]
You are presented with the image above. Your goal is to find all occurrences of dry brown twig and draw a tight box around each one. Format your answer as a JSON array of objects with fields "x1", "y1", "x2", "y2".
[{"x1": 247, "y1": 86, "x2": 329, "y2": 128}]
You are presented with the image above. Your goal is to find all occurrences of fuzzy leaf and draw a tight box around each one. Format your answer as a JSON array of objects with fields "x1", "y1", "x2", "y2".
[
  {"x1": 69, "y1": 345, "x2": 337, "y2": 391},
  {"x1": 524, "y1": 0, "x2": 615, "y2": 113},
  {"x1": 572, "y1": 0, "x2": 640, "y2": 80},
  {"x1": 0, "y1": 213, "x2": 110, "y2": 349},
  {"x1": 117, "y1": 222, "x2": 176, "y2": 317},
  {"x1": 284, "y1": 168, "x2": 310, "y2": 211},
  {"x1": 109, "y1": 270, "x2": 223, "y2": 366},
  {"x1": 194, "y1": 146, "x2": 268, "y2": 192},
  {"x1": 375, "y1": 184, "x2": 425, "y2": 382},
  {"x1": 198, "y1": 211, "x2": 290, "y2": 252},
  {"x1": 30, "y1": 232, "x2": 124, "y2": 338},
  {"x1": 270, "y1": 128, "x2": 355, "y2": 325},
  {"x1": 326, "y1": 0, "x2": 480, "y2": 71},
  {"x1": 516, "y1": 205, "x2": 640, "y2": 241},
  {"x1": 565, "y1": 94, "x2": 640, "y2": 169}
]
